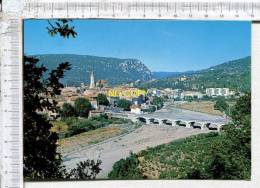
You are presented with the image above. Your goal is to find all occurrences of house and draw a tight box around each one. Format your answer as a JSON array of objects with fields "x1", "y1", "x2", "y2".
[
  {"x1": 206, "y1": 88, "x2": 231, "y2": 97},
  {"x1": 90, "y1": 100, "x2": 98, "y2": 109},
  {"x1": 180, "y1": 91, "x2": 203, "y2": 100},
  {"x1": 130, "y1": 104, "x2": 142, "y2": 114}
]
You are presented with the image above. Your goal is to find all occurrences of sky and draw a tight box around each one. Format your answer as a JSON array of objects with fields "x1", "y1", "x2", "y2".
[{"x1": 24, "y1": 20, "x2": 251, "y2": 72}]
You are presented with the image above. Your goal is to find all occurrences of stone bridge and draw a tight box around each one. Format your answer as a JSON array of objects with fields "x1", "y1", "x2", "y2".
[
  {"x1": 106, "y1": 112, "x2": 225, "y2": 131},
  {"x1": 134, "y1": 116, "x2": 224, "y2": 131}
]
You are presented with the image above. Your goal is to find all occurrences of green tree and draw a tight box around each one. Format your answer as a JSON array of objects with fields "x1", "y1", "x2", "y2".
[
  {"x1": 214, "y1": 98, "x2": 228, "y2": 112},
  {"x1": 151, "y1": 96, "x2": 164, "y2": 109},
  {"x1": 208, "y1": 92, "x2": 251, "y2": 179},
  {"x1": 47, "y1": 19, "x2": 77, "y2": 38},
  {"x1": 66, "y1": 119, "x2": 95, "y2": 137},
  {"x1": 74, "y1": 97, "x2": 92, "y2": 117},
  {"x1": 231, "y1": 92, "x2": 251, "y2": 124},
  {"x1": 97, "y1": 93, "x2": 109, "y2": 106},
  {"x1": 24, "y1": 56, "x2": 71, "y2": 180},
  {"x1": 108, "y1": 152, "x2": 144, "y2": 179},
  {"x1": 60, "y1": 103, "x2": 75, "y2": 119},
  {"x1": 69, "y1": 160, "x2": 102, "y2": 180},
  {"x1": 24, "y1": 20, "x2": 102, "y2": 180},
  {"x1": 117, "y1": 99, "x2": 131, "y2": 111}
]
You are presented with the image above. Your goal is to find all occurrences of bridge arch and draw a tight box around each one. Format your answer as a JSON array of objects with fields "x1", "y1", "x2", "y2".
[
  {"x1": 136, "y1": 116, "x2": 223, "y2": 131},
  {"x1": 150, "y1": 118, "x2": 160, "y2": 125},
  {"x1": 175, "y1": 120, "x2": 188, "y2": 127},
  {"x1": 208, "y1": 123, "x2": 218, "y2": 130},
  {"x1": 137, "y1": 117, "x2": 147, "y2": 124},
  {"x1": 191, "y1": 122, "x2": 204, "y2": 129},
  {"x1": 205, "y1": 123, "x2": 211, "y2": 129},
  {"x1": 161, "y1": 119, "x2": 172, "y2": 125}
]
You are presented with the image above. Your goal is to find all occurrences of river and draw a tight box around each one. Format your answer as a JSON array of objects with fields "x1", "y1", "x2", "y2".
[
  {"x1": 142, "y1": 102, "x2": 229, "y2": 124},
  {"x1": 63, "y1": 102, "x2": 228, "y2": 178}
]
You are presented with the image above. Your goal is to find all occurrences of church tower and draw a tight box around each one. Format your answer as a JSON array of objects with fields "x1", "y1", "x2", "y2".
[{"x1": 89, "y1": 71, "x2": 95, "y2": 89}]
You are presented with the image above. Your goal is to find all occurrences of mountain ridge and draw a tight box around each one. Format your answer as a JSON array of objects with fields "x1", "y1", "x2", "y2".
[
  {"x1": 152, "y1": 71, "x2": 196, "y2": 79},
  {"x1": 32, "y1": 54, "x2": 153, "y2": 86},
  {"x1": 140, "y1": 56, "x2": 251, "y2": 92},
  {"x1": 30, "y1": 54, "x2": 250, "y2": 92}
]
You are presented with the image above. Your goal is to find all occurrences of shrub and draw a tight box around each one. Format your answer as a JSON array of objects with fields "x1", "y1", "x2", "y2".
[
  {"x1": 69, "y1": 159, "x2": 102, "y2": 180},
  {"x1": 214, "y1": 98, "x2": 228, "y2": 112},
  {"x1": 64, "y1": 117, "x2": 78, "y2": 125},
  {"x1": 74, "y1": 97, "x2": 92, "y2": 117},
  {"x1": 60, "y1": 103, "x2": 75, "y2": 119},
  {"x1": 66, "y1": 119, "x2": 95, "y2": 137},
  {"x1": 108, "y1": 152, "x2": 144, "y2": 179},
  {"x1": 117, "y1": 99, "x2": 131, "y2": 111},
  {"x1": 97, "y1": 93, "x2": 109, "y2": 106},
  {"x1": 151, "y1": 96, "x2": 164, "y2": 109},
  {"x1": 64, "y1": 116, "x2": 113, "y2": 137}
]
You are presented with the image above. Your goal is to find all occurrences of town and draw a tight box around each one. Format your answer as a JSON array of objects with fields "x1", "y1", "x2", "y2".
[{"x1": 48, "y1": 70, "x2": 239, "y2": 120}]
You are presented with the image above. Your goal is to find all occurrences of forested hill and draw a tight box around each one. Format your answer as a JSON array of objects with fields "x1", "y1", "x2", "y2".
[
  {"x1": 152, "y1": 71, "x2": 195, "y2": 79},
  {"x1": 32, "y1": 54, "x2": 153, "y2": 86},
  {"x1": 139, "y1": 56, "x2": 251, "y2": 92}
]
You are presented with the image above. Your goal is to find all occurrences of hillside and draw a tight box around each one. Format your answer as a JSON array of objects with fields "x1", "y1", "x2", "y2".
[
  {"x1": 140, "y1": 56, "x2": 251, "y2": 92},
  {"x1": 152, "y1": 71, "x2": 195, "y2": 79},
  {"x1": 30, "y1": 54, "x2": 250, "y2": 91},
  {"x1": 32, "y1": 54, "x2": 153, "y2": 86}
]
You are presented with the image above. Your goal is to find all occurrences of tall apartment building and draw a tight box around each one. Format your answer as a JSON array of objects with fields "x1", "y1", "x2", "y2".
[{"x1": 206, "y1": 88, "x2": 230, "y2": 97}]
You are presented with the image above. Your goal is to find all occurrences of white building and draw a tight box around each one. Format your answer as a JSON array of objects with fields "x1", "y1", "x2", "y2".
[
  {"x1": 206, "y1": 88, "x2": 230, "y2": 97},
  {"x1": 130, "y1": 105, "x2": 142, "y2": 114},
  {"x1": 164, "y1": 88, "x2": 182, "y2": 99},
  {"x1": 89, "y1": 71, "x2": 95, "y2": 89},
  {"x1": 90, "y1": 100, "x2": 98, "y2": 109},
  {"x1": 180, "y1": 91, "x2": 203, "y2": 99}
]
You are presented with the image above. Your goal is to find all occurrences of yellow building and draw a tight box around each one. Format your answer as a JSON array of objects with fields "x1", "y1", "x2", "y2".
[{"x1": 107, "y1": 87, "x2": 146, "y2": 99}]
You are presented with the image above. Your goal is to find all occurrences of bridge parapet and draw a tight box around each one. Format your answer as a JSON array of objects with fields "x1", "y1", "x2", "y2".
[{"x1": 135, "y1": 115, "x2": 224, "y2": 131}]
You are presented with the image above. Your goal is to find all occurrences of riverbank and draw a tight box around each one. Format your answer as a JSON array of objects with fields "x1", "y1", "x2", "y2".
[
  {"x1": 143, "y1": 101, "x2": 228, "y2": 125},
  {"x1": 62, "y1": 101, "x2": 228, "y2": 178},
  {"x1": 63, "y1": 125, "x2": 209, "y2": 178},
  {"x1": 172, "y1": 101, "x2": 224, "y2": 116}
]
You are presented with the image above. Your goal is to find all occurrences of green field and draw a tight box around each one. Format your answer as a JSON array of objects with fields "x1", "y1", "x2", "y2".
[
  {"x1": 109, "y1": 126, "x2": 250, "y2": 180},
  {"x1": 139, "y1": 132, "x2": 221, "y2": 179}
]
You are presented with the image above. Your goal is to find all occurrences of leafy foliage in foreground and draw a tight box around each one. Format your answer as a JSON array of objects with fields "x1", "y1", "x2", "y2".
[
  {"x1": 24, "y1": 20, "x2": 102, "y2": 180},
  {"x1": 23, "y1": 56, "x2": 71, "y2": 179},
  {"x1": 69, "y1": 160, "x2": 102, "y2": 180},
  {"x1": 24, "y1": 56, "x2": 103, "y2": 180},
  {"x1": 47, "y1": 19, "x2": 77, "y2": 38},
  {"x1": 108, "y1": 152, "x2": 144, "y2": 179},
  {"x1": 209, "y1": 92, "x2": 251, "y2": 179}
]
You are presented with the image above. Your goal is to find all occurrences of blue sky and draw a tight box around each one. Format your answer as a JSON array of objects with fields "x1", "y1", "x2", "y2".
[{"x1": 24, "y1": 20, "x2": 250, "y2": 72}]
